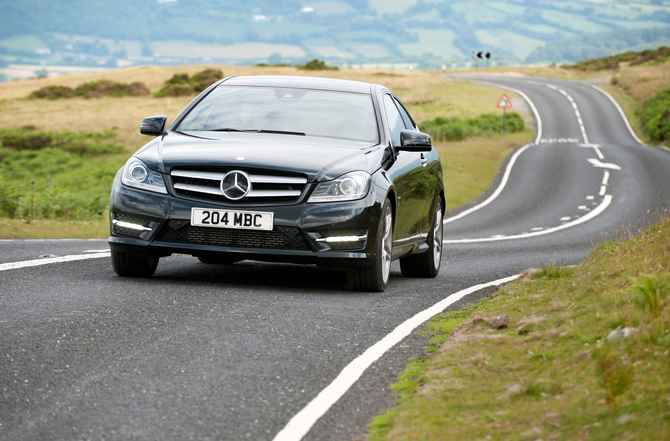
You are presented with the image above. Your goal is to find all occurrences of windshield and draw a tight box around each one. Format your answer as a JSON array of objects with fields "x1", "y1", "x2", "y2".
[{"x1": 177, "y1": 85, "x2": 379, "y2": 143}]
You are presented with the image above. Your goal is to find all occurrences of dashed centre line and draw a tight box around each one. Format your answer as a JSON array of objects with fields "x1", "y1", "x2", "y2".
[{"x1": 546, "y1": 84, "x2": 589, "y2": 144}]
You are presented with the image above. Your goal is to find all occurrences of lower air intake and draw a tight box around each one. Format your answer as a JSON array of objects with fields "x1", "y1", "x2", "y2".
[{"x1": 155, "y1": 221, "x2": 310, "y2": 251}]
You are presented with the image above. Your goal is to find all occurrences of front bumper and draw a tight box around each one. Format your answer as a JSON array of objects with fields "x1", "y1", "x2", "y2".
[{"x1": 108, "y1": 178, "x2": 385, "y2": 268}]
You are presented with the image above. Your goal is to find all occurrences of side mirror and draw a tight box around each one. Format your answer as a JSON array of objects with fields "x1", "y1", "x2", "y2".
[
  {"x1": 140, "y1": 115, "x2": 167, "y2": 136},
  {"x1": 397, "y1": 130, "x2": 432, "y2": 152}
]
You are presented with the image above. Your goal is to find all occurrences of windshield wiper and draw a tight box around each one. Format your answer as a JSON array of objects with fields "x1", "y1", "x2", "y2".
[
  {"x1": 208, "y1": 128, "x2": 305, "y2": 136},
  {"x1": 254, "y1": 129, "x2": 305, "y2": 136}
]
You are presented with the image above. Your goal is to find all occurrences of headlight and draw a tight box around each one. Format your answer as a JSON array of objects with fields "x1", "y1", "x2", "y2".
[
  {"x1": 121, "y1": 157, "x2": 167, "y2": 194},
  {"x1": 308, "y1": 171, "x2": 371, "y2": 203}
]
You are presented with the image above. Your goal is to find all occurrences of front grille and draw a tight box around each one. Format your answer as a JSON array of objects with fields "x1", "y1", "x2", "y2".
[
  {"x1": 170, "y1": 167, "x2": 307, "y2": 205},
  {"x1": 155, "y1": 221, "x2": 310, "y2": 251}
]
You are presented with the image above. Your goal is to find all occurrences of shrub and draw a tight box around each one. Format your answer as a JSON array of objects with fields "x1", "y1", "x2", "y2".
[
  {"x1": 641, "y1": 87, "x2": 670, "y2": 142},
  {"x1": 593, "y1": 343, "x2": 634, "y2": 414},
  {"x1": 419, "y1": 112, "x2": 524, "y2": 142},
  {"x1": 625, "y1": 273, "x2": 670, "y2": 317},
  {"x1": 155, "y1": 69, "x2": 224, "y2": 97},
  {"x1": 297, "y1": 59, "x2": 338, "y2": 71},
  {"x1": 75, "y1": 80, "x2": 150, "y2": 98},
  {"x1": 28, "y1": 85, "x2": 76, "y2": 99},
  {"x1": 29, "y1": 81, "x2": 149, "y2": 99},
  {"x1": 190, "y1": 68, "x2": 224, "y2": 92}
]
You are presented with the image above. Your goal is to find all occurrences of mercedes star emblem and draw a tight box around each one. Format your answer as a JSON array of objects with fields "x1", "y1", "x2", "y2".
[{"x1": 220, "y1": 171, "x2": 250, "y2": 200}]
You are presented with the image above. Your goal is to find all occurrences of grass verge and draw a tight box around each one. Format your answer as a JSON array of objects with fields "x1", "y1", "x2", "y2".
[
  {"x1": 437, "y1": 129, "x2": 534, "y2": 211},
  {"x1": 0, "y1": 217, "x2": 109, "y2": 239},
  {"x1": 368, "y1": 214, "x2": 670, "y2": 440}
]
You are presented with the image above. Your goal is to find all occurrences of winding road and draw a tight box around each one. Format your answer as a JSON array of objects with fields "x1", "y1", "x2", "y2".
[{"x1": 1, "y1": 74, "x2": 669, "y2": 441}]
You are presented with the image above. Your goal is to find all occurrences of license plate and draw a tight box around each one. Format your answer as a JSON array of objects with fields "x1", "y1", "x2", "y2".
[{"x1": 191, "y1": 208, "x2": 274, "y2": 231}]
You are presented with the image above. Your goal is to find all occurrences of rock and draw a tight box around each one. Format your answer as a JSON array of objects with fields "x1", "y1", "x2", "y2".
[
  {"x1": 607, "y1": 327, "x2": 636, "y2": 341},
  {"x1": 490, "y1": 314, "x2": 509, "y2": 329}
]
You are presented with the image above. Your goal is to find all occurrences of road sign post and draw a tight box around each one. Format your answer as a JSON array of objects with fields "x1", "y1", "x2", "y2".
[{"x1": 496, "y1": 94, "x2": 512, "y2": 136}]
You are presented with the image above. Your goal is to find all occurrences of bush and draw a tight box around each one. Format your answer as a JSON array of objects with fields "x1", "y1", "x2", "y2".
[
  {"x1": 641, "y1": 87, "x2": 670, "y2": 142},
  {"x1": 190, "y1": 69, "x2": 224, "y2": 92},
  {"x1": 29, "y1": 81, "x2": 149, "y2": 99},
  {"x1": 154, "y1": 69, "x2": 224, "y2": 97},
  {"x1": 297, "y1": 59, "x2": 338, "y2": 71},
  {"x1": 75, "y1": 80, "x2": 150, "y2": 98},
  {"x1": 28, "y1": 85, "x2": 76, "y2": 99},
  {"x1": 419, "y1": 112, "x2": 525, "y2": 142}
]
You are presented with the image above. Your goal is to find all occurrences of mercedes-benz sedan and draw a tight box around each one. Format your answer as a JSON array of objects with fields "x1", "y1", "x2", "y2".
[{"x1": 108, "y1": 75, "x2": 444, "y2": 291}]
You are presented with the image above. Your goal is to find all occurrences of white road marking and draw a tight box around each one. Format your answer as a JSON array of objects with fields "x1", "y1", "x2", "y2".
[
  {"x1": 578, "y1": 205, "x2": 588, "y2": 210},
  {"x1": 591, "y1": 85, "x2": 645, "y2": 146},
  {"x1": 602, "y1": 170, "x2": 610, "y2": 185},
  {"x1": 586, "y1": 196, "x2": 594, "y2": 200},
  {"x1": 82, "y1": 250, "x2": 109, "y2": 253},
  {"x1": 587, "y1": 158, "x2": 621, "y2": 170},
  {"x1": 600, "y1": 186, "x2": 607, "y2": 196},
  {"x1": 443, "y1": 143, "x2": 532, "y2": 224},
  {"x1": 546, "y1": 84, "x2": 589, "y2": 144},
  {"x1": 0, "y1": 252, "x2": 110, "y2": 272},
  {"x1": 540, "y1": 138, "x2": 580, "y2": 143},
  {"x1": 442, "y1": 79, "x2": 542, "y2": 225},
  {"x1": 443, "y1": 194, "x2": 612, "y2": 244},
  {"x1": 530, "y1": 227, "x2": 544, "y2": 231},
  {"x1": 272, "y1": 274, "x2": 520, "y2": 441},
  {"x1": 560, "y1": 216, "x2": 571, "y2": 221}
]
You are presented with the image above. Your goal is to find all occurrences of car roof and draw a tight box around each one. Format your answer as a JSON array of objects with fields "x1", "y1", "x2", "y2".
[{"x1": 220, "y1": 75, "x2": 374, "y2": 94}]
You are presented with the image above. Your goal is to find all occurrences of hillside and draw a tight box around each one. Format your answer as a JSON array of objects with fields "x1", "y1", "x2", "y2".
[{"x1": 3, "y1": 0, "x2": 670, "y2": 79}]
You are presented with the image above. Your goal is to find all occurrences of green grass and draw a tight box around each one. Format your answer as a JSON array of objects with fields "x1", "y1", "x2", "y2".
[
  {"x1": 0, "y1": 127, "x2": 127, "y2": 220},
  {"x1": 367, "y1": 214, "x2": 670, "y2": 440}
]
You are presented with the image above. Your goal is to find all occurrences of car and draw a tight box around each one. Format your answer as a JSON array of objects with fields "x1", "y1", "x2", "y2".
[{"x1": 108, "y1": 75, "x2": 444, "y2": 291}]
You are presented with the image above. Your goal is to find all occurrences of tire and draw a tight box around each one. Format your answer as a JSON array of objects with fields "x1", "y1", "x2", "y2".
[
  {"x1": 347, "y1": 198, "x2": 393, "y2": 292},
  {"x1": 399, "y1": 198, "x2": 443, "y2": 278},
  {"x1": 111, "y1": 250, "x2": 159, "y2": 278},
  {"x1": 197, "y1": 256, "x2": 242, "y2": 265}
]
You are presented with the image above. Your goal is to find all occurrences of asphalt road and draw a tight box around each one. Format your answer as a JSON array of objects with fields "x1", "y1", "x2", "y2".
[{"x1": 1, "y1": 75, "x2": 669, "y2": 441}]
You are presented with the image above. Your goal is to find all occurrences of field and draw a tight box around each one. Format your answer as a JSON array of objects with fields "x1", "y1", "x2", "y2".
[{"x1": 0, "y1": 64, "x2": 533, "y2": 238}]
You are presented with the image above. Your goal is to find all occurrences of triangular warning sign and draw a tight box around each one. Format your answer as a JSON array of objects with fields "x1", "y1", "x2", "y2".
[{"x1": 497, "y1": 94, "x2": 512, "y2": 108}]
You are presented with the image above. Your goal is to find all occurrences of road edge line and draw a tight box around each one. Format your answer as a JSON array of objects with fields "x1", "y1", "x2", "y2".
[
  {"x1": 443, "y1": 194, "x2": 613, "y2": 244},
  {"x1": 590, "y1": 85, "x2": 645, "y2": 146},
  {"x1": 442, "y1": 79, "x2": 542, "y2": 224},
  {"x1": 271, "y1": 274, "x2": 520, "y2": 441},
  {"x1": 0, "y1": 252, "x2": 111, "y2": 272},
  {"x1": 443, "y1": 143, "x2": 532, "y2": 224}
]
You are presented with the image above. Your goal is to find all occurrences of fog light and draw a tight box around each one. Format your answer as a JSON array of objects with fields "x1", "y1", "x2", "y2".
[
  {"x1": 112, "y1": 219, "x2": 152, "y2": 232},
  {"x1": 315, "y1": 235, "x2": 367, "y2": 243}
]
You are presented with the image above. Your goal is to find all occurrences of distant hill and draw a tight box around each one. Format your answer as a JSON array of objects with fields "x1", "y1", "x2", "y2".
[
  {"x1": 526, "y1": 27, "x2": 670, "y2": 64},
  {"x1": 2, "y1": 0, "x2": 670, "y2": 75}
]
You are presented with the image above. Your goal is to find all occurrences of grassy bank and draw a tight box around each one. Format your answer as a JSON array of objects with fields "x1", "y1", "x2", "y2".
[
  {"x1": 368, "y1": 214, "x2": 670, "y2": 440},
  {"x1": 0, "y1": 218, "x2": 109, "y2": 239},
  {"x1": 0, "y1": 64, "x2": 533, "y2": 238}
]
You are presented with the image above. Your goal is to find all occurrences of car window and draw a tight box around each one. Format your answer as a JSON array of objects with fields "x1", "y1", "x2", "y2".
[
  {"x1": 394, "y1": 98, "x2": 415, "y2": 130},
  {"x1": 177, "y1": 86, "x2": 379, "y2": 143},
  {"x1": 383, "y1": 94, "x2": 406, "y2": 146}
]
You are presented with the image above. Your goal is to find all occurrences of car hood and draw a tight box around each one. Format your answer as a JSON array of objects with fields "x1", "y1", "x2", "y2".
[{"x1": 134, "y1": 131, "x2": 387, "y2": 182}]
